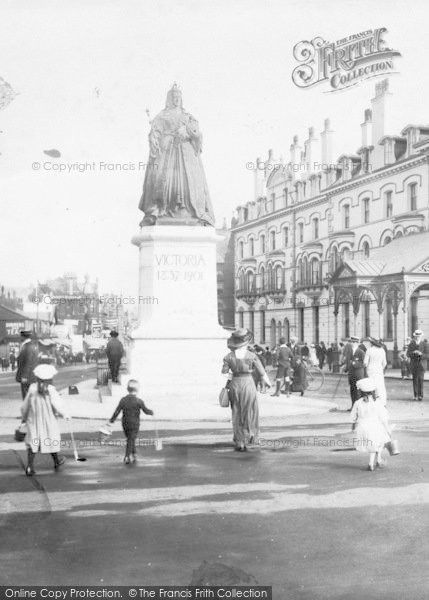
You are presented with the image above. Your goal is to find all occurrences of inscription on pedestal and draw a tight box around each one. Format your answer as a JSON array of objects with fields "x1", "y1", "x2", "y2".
[{"x1": 155, "y1": 253, "x2": 205, "y2": 282}]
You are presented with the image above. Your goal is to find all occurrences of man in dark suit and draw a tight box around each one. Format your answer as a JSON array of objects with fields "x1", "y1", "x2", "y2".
[
  {"x1": 344, "y1": 335, "x2": 366, "y2": 410},
  {"x1": 271, "y1": 337, "x2": 293, "y2": 397},
  {"x1": 106, "y1": 330, "x2": 124, "y2": 383},
  {"x1": 407, "y1": 329, "x2": 429, "y2": 401},
  {"x1": 15, "y1": 330, "x2": 39, "y2": 399}
]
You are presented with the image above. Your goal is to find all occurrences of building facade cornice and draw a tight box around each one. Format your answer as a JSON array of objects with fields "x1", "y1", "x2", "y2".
[{"x1": 232, "y1": 153, "x2": 429, "y2": 234}]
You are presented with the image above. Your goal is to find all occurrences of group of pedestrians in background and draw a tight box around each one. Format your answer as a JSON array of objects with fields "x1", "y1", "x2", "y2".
[{"x1": 221, "y1": 328, "x2": 398, "y2": 471}]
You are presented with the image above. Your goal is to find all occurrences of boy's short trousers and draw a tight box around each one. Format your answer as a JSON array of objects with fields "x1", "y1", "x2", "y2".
[{"x1": 276, "y1": 364, "x2": 291, "y2": 379}]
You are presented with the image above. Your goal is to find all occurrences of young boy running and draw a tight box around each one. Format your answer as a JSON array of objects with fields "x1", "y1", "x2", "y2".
[{"x1": 109, "y1": 379, "x2": 154, "y2": 464}]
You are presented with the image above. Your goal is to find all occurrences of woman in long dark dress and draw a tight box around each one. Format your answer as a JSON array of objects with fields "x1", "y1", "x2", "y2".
[{"x1": 222, "y1": 329, "x2": 271, "y2": 451}]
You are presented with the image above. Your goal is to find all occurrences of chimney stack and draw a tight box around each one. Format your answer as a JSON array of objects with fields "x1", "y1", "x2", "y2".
[
  {"x1": 320, "y1": 118, "x2": 334, "y2": 166},
  {"x1": 304, "y1": 126, "x2": 321, "y2": 174},
  {"x1": 289, "y1": 135, "x2": 302, "y2": 181},
  {"x1": 361, "y1": 109, "x2": 373, "y2": 147},
  {"x1": 371, "y1": 79, "x2": 394, "y2": 169},
  {"x1": 254, "y1": 156, "x2": 266, "y2": 200}
]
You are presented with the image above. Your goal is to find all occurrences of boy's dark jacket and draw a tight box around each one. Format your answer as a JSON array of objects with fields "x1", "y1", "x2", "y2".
[{"x1": 110, "y1": 394, "x2": 153, "y2": 426}]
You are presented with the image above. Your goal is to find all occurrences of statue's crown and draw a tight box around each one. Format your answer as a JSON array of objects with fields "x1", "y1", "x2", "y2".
[{"x1": 169, "y1": 82, "x2": 181, "y2": 94}]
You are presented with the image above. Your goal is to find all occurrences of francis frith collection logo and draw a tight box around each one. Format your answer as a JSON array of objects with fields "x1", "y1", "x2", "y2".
[{"x1": 292, "y1": 28, "x2": 401, "y2": 92}]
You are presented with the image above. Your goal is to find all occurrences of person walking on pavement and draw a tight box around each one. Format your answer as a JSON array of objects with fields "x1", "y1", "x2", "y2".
[
  {"x1": 364, "y1": 337, "x2": 387, "y2": 406},
  {"x1": 301, "y1": 342, "x2": 310, "y2": 360},
  {"x1": 106, "y1": 330, "x2": 124, "y2": 383},
  {"x1": 222, "y1": 329, "x2": 271, "y2": 451},
  {"x1": 9, "y1": 350, "x2": 16, "y2": 371},
  {"x1": 16, "y1": 330, "x2": 39, "y2": 399},
  {"x1": 351, "y1": 377, "x2": 391, "y2": 471},
  {"x1": 316, "y1": 342, "x2": 326, "y2": 370},
  {"x1": 344, "y1": 336, "x2": 366, "y2": 411},
  {"x1": 271, "y1": 337, "x2": 293, "y2": 397},
  {"x1": 326, "y1": 343, "x2": 334, "y2": 371},
  {"x1": 109, "y1": 379, "x2": 154, "y2": 464},
  {"x1": 20, "y1": 364, "x2": 70, "y2": 476},
  {"x1": 407, "y1": 329, "x2": 429, "y2": 401}
]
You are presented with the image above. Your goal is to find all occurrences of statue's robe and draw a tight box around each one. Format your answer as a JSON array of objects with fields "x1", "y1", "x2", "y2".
[{"x1": 139, "y1": 106, "x2": 215, "y2": 226}]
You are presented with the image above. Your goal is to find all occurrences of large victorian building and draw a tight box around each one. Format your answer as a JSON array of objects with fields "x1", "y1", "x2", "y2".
[{"x1": 232, "y1": 80, "x2": 429, "y2": 360}]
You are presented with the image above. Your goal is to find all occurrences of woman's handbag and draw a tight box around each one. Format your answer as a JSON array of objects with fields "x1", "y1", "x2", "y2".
[
  {"x1": 385, "y1": 438, "x2": 400, "y2": 456},
  {"x1": 219, "y1": 387, "x2": 230, "y2": 407},
  {"x1": 14, "y1": 423, "x2": 27, "y2": 442}
]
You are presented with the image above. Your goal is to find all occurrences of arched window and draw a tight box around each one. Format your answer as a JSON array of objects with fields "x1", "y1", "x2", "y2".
[
  {"x1": 238, "y1": 310, "x2": 244, "y2": 328},
  {"x1": 311, "y1": 258, "x2": 320, "y2": 285},
  {"x1": 343, "y1": 205, "x2": 350, "y2": 229},
  {"x1": 246, "y1": 271, "x2": 254, "y2": 292},
  {"x1": 408, "y1": 183, "x2": 417, "y2": 211},
  {"x1": 363, "y1": 198, "x2": 370, "y2": 223},
  {"x1": 385, "y1": 191, "x2": 393, "y2": 218},
  {"x1": 298, "y1": 222, "x2": 304, "y2": 244},
  {"x1": 362, "y1": 241, "x2": 370, "y2": 258},
  {"x1": 260, "y1": 234, "x2": 266, "y2": 254},
  {"x1": 249, "y1": 238, "x2": 254, "y2": 256},
  {"x1": 312, "y1": 218, "x2": 319, "y2": 240},
  {"x1": 270, "y1": 230, "x2": 276, "y2": 250},
  {"x1": 239, "y1": 241, "x2": 244, "y2": 259},
  {"x1": 239, "y1": 270, "x2": 245, "y2": 291},
  {"x1": 383, "y1": 236, "x2": 392, "y2": 246},
  {"x1": 275, "y1": 265, "x2": 283, "y2": 290},
  {"x1": 271, "y1": 192, "x2": 276, "y2": 212},
  {"x1": 303, "y1": 257, "x2": 308, "y2": 285},
  {"x1": 283, "y1": 188, "x2": 288, "y2": 207},
  {"x1": 283, "y1": 227, "x2": 289, "y2": 247},
  {"x1": 296, "y1": 259, "x2": 302, "y2": 285}
]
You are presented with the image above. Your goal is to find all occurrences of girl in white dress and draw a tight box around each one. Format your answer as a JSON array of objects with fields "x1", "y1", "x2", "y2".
[{"x1": 351, "y1": 377, "x2": 391, "y2": 471}]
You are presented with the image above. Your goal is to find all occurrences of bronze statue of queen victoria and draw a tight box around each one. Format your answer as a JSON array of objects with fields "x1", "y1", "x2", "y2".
[{"x1": 139, "y1": 84, "x2": 215, "y2": 226}]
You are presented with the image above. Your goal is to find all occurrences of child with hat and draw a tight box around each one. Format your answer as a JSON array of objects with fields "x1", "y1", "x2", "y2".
[
  {"x1": 350, "y1": 377, "x2": 391, "y2": 471},
  {"x1": 21, "y1": 364, "x2": 70, "y2": 476},
  {"x1": 109, "y1": 379, "x2": 154, "y2": 464}
]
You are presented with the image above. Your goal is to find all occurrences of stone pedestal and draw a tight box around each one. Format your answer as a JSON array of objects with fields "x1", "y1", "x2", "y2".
[{"x1": 128, "y1": 226, "x2": 229, "y2": 409}]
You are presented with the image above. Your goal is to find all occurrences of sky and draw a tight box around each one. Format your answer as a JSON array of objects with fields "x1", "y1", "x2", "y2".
[{"x1": 1, "y1": 0, "x2": 428, "y2": 297}]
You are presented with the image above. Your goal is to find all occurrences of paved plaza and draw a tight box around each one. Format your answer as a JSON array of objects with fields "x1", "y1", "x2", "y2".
[{"x1": 0, "y1": 368, "x2": 428, "y2": 599}]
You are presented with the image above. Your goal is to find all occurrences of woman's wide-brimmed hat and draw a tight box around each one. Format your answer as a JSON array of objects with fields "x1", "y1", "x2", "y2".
[
  {"x1": 33, "y1": 364, "x2": 58, "y2": 381},
  {"x1": 227, "y1": 328, "x2": 253, "y2": 349},
  {"x1": 356, "y1": 377, "x2": 376, "y2": 393},
  {"x1": 366, "y1": 336, "x2": 382, "y2": 347}
]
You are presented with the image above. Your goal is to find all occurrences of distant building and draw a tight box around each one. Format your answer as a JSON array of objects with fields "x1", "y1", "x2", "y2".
[
  {"x1": 0, "y1": 285, "x2": 23, "y2": 311},
  {"x1": 232, "y1": 80, "x2": 429, "y2": 361},
  {"x1": 0, "y1": 304, "x2": 34, "y2": 357},
  {"x1": 99, "y1": 293, "x2": 130, "y2": 338},
  {"x1": 33, "y1": 273, "x2": 100, "y2": 336}
]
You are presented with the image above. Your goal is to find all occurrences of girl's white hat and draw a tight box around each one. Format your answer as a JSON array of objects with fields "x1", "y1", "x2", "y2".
[
  {"x1": 356, "y1": 377, "x2": 375, "y2": 393},
  {"x1": 33, "y1": 364, "x2": 58, "y2": 380}
]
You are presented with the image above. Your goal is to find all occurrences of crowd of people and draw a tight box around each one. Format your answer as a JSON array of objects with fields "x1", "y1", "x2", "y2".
[
  {"x1": 220, "y1": 328, "x2": 428, "y2": 469},
  {"x1": 12, "y1": 327, "x2": 428, "y2": 475}
]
